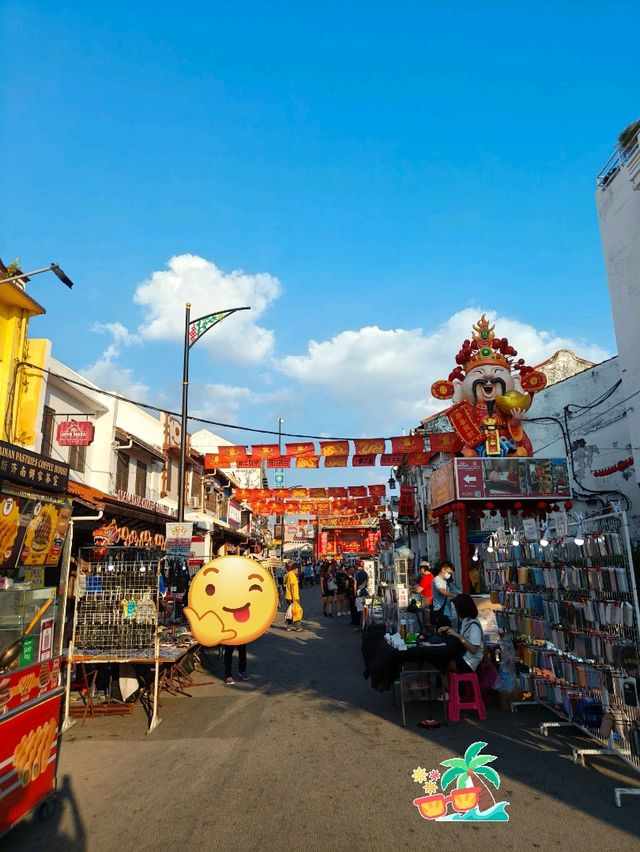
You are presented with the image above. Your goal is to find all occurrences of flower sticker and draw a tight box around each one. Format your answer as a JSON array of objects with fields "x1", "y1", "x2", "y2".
[{"x1": 411, "y1": 767, "x2": 428, "y2": 784}]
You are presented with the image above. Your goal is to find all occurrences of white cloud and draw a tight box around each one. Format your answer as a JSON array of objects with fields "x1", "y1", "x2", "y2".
[
  {"x1": 277, "y1": 307, "x2": 612, "y2": 432},
  {"x1": 191, "y1": 383, "x2": 294, "y2": 425},
  {"x1": 82, "y1": 357, "x2": 151, "y2": 401},
  {"x1": 133, "y1": 254, "x2": 280, "y2": 365},
  {"x1": 82, "y1": 323, "x2": 150, "y2": 400}
]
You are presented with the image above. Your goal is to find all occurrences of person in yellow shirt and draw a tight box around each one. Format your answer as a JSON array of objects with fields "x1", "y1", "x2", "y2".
[{"x1": 284, "y1": 564, "x2": 302, "y2": 632}]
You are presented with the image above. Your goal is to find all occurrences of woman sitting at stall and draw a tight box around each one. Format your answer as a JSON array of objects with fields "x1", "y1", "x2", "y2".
[{"x1": 438, "y1": 594, "x2": 484, "y2": 674}]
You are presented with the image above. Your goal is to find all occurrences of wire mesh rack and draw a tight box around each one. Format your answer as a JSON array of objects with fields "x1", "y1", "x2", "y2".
[{"x1": 72, "y1": 547, "x2": 161, "y2": 660}]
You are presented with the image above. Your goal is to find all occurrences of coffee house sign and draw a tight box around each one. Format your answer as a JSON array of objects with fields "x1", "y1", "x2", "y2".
[{"x1": 56, "y1": 421, "x2": 95, "y2": 446}]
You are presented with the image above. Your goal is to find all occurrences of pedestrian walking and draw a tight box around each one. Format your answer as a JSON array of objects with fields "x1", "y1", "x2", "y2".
[
  {"x1": 285, "y1": 563, "x2": 302, "y2": 632},
  {"x1": 224, "y1": 644, "x2": 250, "y2": 685}
]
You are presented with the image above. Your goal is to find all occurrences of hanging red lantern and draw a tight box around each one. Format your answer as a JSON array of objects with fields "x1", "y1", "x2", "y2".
[
  {"x1": 537, "y1": 501, "x2": 547, "y2": 510},
  {"x1": 513, "y1": 501, "x2": 523, "y2": 511},
  {"x1": 564, "y1": 501, "x2": 573, "y2": 510},
  {"x1": 485, "y1": 502, "x2": 494, "y2": 510},
  {"x1": 490, "y1": 510, "x2": 497, "y2": 517}
]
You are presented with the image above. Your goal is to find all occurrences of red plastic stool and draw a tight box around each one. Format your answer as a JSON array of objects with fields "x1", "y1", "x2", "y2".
[{"x1": 447, "y1": 672, "x2": 486, "y2": 721}]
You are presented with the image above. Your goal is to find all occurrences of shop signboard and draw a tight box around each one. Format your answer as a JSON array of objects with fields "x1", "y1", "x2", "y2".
[
  {"x1": 428, "y1": 461, "x2": 456, "y2": 510},
  {"x1": 397, "y1": 485, "x2": 416, "y2": 524},
  {"x1": 55, "y1": 421, "x2": 95, "y2": 446},
  {"x1": 38, "y1": 618, "x2": 54, "y2": 662},
  {"x1": 453, "y1": 457, "x2": 571, "y2": 501},
  {"x1": 228, "y1": 499, "x2": 242, "y2": 529},
  {"x1": 165, "y1": 522, "x2": 193, "y2": 558},
  {"x1": 116, "y1": 490, "x2": 176, "y2": 518},
  {"x1": 0, "y1": 440, "x2": 69, "y2": 493},
  {"x1": 455, "y1": 458, "x2": 484, "y2": 499}
]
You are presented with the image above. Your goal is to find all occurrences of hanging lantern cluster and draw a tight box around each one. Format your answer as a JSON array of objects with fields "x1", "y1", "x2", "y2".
[{"x1": 593, "y1": 457, "x2": 634, "y2": 477}]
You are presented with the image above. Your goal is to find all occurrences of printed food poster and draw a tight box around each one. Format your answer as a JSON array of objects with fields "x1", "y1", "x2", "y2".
[
  {"x1": 0, "y1": 493, "x2": 31, "y2": 571},
  {"x1": 0, "y1": 488, "x2": 72, "y2": 574},
  {"x1": 0, "y1": 691, "x2": 62, "y2": 833}
]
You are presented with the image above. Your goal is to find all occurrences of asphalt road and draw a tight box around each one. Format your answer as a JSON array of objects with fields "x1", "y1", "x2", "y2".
[{"x1": 4, "y1": 587, "x2": 639, "y2": 851}]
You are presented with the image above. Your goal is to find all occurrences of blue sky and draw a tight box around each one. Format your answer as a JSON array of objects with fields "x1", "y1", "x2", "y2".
[{"x1": 1, "y1": 2, "x2": 638, "y2": 485}]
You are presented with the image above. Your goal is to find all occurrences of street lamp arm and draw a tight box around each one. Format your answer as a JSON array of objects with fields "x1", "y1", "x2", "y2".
[{"x1": 0, "y1": 263, "x2": 74, "y2": 288}]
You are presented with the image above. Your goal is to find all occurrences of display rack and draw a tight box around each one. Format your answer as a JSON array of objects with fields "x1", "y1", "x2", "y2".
[
  {"x1": 483, "y1": 510, "x2": 640, "y2": 805},
  {"x1": 63, "y1": 547, "x2": 162, "y2": 734}
]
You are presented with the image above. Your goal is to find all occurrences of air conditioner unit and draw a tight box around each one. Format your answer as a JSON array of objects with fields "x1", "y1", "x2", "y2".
[{"x1": 189, "y1": 497, "x2": 200, "y2": 509}]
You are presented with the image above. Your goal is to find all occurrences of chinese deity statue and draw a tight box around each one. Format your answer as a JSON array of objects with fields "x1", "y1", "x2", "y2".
[{"x1": 431, "y1": 315, "x2": 547, "y2": 457}]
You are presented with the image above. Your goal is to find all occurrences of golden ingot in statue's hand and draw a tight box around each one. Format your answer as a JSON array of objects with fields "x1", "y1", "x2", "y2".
[{"x1": 495, "y1": 391, "x2": 532, "y2": 415}]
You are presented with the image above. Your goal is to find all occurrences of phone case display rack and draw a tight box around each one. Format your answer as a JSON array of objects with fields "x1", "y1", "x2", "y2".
[
  {"x1": 482, "y1": 510, "x2": 640, "y2": 806},
  {"x1": 63, "y1": 547, "x2": 163, "y2": 734},
  {"x1": 376, "y1": 552, "x2": 419, "y2": 635}
]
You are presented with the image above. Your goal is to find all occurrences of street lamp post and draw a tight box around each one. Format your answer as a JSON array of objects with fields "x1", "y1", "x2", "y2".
[
  {"x1": 277, "y1": 417, "x2": 285, "y2": 563},
  {"x1": 176, "y1": 302, "x2": 250, "y2": 521}
]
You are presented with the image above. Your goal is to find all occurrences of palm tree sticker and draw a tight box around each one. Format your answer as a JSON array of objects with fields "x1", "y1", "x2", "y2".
[{"x1": 412, "y1": 741, "x2": 510, "y2": 822}]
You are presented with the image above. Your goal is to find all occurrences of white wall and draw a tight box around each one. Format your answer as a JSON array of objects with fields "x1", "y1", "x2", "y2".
[
  {"x1": 526, "y1": 356, "x2": 640, "y2": 540},
  {"x1": 596, "y1": 142, "x2": 640, "y2": 484},
  {"x1": 43, "y1": 356, "x2": 114, "y2": 492}
]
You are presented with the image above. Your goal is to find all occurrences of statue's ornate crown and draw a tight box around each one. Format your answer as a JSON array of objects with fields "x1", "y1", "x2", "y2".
[{"x1": 430, "y1": 313, "x2": 547, "y2": 401}]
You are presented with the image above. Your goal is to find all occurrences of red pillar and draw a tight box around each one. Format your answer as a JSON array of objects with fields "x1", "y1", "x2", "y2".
[
  {"x1": 438, "y1": 516, "x2": 447, "y2": 561},
  {"x1": 458, "y1": 506, "x2": 470, "y2": 593}
]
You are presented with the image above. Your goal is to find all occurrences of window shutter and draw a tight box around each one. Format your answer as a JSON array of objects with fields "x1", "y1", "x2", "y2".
[{"x1": 116, "y1": 453, "x2": 130, "y2": 493}]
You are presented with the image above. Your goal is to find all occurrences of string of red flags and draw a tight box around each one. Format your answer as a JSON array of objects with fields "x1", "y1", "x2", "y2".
[
  {"x1": 233, "y1": 485, "x2": 387, "y2": 500},
  {"x1": 203, "y1": 433, "x2": 458, "y2": 470}
]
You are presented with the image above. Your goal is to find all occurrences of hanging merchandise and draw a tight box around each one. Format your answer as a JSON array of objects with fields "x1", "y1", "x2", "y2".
[{"x1": 483, "y1": 510, "x2": 640, "y2": 792}]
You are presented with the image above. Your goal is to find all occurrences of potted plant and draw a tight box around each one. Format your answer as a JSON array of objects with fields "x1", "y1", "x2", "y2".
[{"x1": 619, "y1": 119, "x2": 640, "y2": 156}]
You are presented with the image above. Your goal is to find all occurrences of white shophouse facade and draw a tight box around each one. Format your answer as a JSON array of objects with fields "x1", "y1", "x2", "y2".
[{"x1": 596, "y1": 121, "x2": 640, "y2": 485}]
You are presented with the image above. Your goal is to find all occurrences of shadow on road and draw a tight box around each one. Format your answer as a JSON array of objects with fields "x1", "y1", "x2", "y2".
[{"x1": 3, "y1": 774, "x2": 87, "y2": 852}]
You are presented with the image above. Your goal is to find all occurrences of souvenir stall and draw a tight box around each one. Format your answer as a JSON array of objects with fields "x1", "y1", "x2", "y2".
[
  {"x1": 63, "y1": 526, "x2": 202, "y2": 734},
  {"x1": 481, "y1": 508, "x2": 640, "y2": 804},
  {"x1": 0, "y1": 441, "x2": 72, "y2": 835}
]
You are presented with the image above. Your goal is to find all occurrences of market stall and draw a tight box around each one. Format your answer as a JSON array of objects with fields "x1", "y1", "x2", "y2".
[{"x1": 0, "y1": 440, "x2": 71, "y2": 836}]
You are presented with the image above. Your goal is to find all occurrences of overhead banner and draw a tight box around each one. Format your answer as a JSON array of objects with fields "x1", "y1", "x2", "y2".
[
  {"x1": 267, "y1": 457, "x2": 291, "y2": 468},
  {"x1": 390, "y1": 435, "x2": 424, "y2": 454},
  {"x1": 296, "y1": 455, "x2": 320, "y2": 469},
  {"x1": 320, "y1": 441, "x2": 349, "y2": 456},
  {"x1": 352, "y1": 455, "x2": 377, "y2": 467},
  {"x1": 324, "y1": 456, "x2": 347, "y2": 468},
  {"x1": 284, "y1": 442, "x2": 316, "y2": 457},
  {"x1": 251, "y1": 444, "x2": 281, "y2": 459},
  {"x1": 354, "y1": 439, "x2": 385, "y2": 455},
  {"x1": 380, "y1": 453, "x2": 404, "y2": 467}
]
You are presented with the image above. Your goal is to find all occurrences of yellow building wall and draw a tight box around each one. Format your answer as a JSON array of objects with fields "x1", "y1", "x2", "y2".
[
  {"x1": 0, "y1": 307, "x2": 28, "y2": 442},
  {"x1": 0, "y1": 284, "x2": 46, "y2": 443},
  {"x1": 15, "y1": 338, "x2": 50, "y2": 447}
]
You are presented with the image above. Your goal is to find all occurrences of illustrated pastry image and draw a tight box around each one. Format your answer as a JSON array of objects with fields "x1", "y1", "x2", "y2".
[
  {"x1": 0, "y1": 497, "x2": 21, "y2": 564},
  {"x1": 22, "y1": 504, "x2": 58, "y2": 564},
  {"x1": 38, "y1": 663, "x2": 51, "y2": 692},
  {"x1": 32, "y1": 510, "x2": 54, "y2": 551},
  {"x1": 12, "y1": 719, "x2": 57, "y2": 785},
  {"x1": 0, "y1": 677, "x2": 10, "y2": 713}
]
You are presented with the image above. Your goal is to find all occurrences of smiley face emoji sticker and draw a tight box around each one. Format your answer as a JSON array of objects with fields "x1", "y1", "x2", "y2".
[{"x1": 184, "y1": 556, "x2": 278, "y2": 646}]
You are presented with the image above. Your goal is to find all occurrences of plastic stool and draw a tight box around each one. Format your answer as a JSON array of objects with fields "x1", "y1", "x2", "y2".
[{"x1": 447, "y1": 672, "x2": 486, "y2": 721}]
